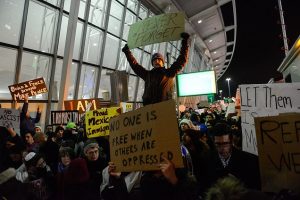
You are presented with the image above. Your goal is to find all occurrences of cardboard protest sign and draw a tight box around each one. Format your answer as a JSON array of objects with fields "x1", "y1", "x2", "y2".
[
  {"x1": 127, "y1": 12, "x2": 184, "y2": 49},
  {"x1": 8, "y1": 77, "x2": 48, "y2": 100},
  {"x1": 51, "y1": 110, "x2": 79, "y2": 125},
  {"x1": 254, "y1": 113, "x2": 300, "y2": 192},
  {"x1": 0, "y1": 108, "x2": 20, "y2": 129},
  {"x1": 240, "y1": 83, "x2": 300, "y2": 155},
  {"x1": 64, "y1": 98, "x2": 101, "y2": 114},
  {"x1": 85, "y1": 107, "x2": 121, "y2": 138},
  {"x1": 109, "y1": 100, "x2": 184, "y2": 172},
  {"x1": 120, "y1": 102, "x2": 133, "y2": 113}
]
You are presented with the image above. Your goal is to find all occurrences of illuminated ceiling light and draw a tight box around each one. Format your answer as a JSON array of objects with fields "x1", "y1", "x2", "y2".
[
  {"x1": 209, "y1": 39, "x2": 213, "y2": 43},
  {"x1": 215, "y1": 65, "x2": 218, "y2": 68},
  {"x1": 215, "y1": 59, "x2": 219, "y2": 62},
  {"x1": 213, "y1": 51, "x2": 217, "y2": 54},
  {"x1": 93, "y1": 43, "x2": 97, "y2": 46},
  {"x1": 198, "y1": 19, "x2": 202, "y2": 24}
]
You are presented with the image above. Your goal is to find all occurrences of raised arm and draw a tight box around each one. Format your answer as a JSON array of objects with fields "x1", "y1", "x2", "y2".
[
  {"x1": 166, "y1": 32, "x2": 190, "y2": 77},
  {"x1": 122, "y1": 44, "x2": 148, "y2": 80}
]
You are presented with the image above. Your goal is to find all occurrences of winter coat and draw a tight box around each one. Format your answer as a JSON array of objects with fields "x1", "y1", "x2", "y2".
[
  {"x1": 20, "y1": 102, "x2": 41, "y2": 138},
  {"x1": 123, "y1": 38, "x2": 189, "y2": 105}
]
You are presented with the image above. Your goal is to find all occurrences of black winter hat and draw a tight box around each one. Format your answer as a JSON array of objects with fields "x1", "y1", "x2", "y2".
[{"x1": 151, "y1": 53, "x2": 164, "y2": 64}]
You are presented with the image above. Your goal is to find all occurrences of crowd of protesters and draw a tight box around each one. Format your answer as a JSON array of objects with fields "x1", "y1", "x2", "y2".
[{"x1": 1, "y1": 95, "x2": 299, "y2": 200}]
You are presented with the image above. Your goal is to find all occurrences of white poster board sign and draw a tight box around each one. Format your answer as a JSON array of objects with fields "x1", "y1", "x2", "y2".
[
  {"x1": 240, "y1": 83, "x2": 300, "y2": 155},
  {"x1": 0, "y1": 108, "x2": 20, "y2": 130}
]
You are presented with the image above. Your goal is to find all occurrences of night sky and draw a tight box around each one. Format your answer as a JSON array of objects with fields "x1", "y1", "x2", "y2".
[{"x1": 217, "y1": 0, "x2": 300, "y2": 98}]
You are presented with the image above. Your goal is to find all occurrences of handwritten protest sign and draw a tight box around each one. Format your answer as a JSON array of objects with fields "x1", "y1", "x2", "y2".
[
  {"x1": 254, "y1": 113, "x2": 300, "y2": 192},
  {"x1": 64, "y1": 98, "x2": 101, "y2": 114},
  {"x1": 0, "y1": 108, "x2": 20, "y2": 130},
  {"x1": 240, "y1": 83, "x2": 300, "y2": 155},
  {"x1": 8, "y1": 77, "x2": 48, "y2": 100},
  {"x1": 127, "y1": 12, "x2": 184, "y2": 49},
  {"x1": 85, "y1": 107, "x2": 121, "y2": 138},
  {"x1": 109, "y1": 100, "x2": 184, "y2": 172},
  {"x1": 51, "y1": 110, "x2": 79, "y2": 125}
]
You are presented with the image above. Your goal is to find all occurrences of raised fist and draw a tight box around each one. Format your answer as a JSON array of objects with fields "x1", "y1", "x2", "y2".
[
  {"x1": 181, "y1": 32, "x2": 190, "y2": 40},
  {"x1": 122, "y1": 44, "x2": 130, "y2": 52}
]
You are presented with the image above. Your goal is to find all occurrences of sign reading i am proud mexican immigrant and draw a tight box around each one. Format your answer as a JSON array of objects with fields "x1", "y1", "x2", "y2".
[
  {"x1": 8, "y1": 77, "x2": 48, "y2": 101},
  {"x1": 85, "y1": 107, "x2": 121, "y2": 138},
  {"x1": 127, "y1": 12, "x2": 184, "y2": 49},
  {"x1": 109, "y1": 100, "x2": 183, "y2": 172}
]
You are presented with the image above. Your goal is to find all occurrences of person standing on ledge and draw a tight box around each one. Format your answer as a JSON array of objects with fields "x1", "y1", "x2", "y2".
[{"x1": 122, "y1": 32, "x2": 190, "y2": 105}]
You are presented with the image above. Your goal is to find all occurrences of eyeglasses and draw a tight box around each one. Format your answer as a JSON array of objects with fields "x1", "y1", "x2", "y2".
[{"x1": 214, "y1": 142, "x2": 231, "y2": 147}]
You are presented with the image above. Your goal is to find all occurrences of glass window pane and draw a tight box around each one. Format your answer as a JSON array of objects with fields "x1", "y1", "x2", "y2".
[
  {"x1": 24, "y1": 1, "x2": 58, "y2": 53},
  {"x1": 84, "y1": 26, "x2": 103, "y2": 64},
  {"x1": 89, "y1": 0, "x2": 108, "y2": 28},
  {"x1": 108, "y1": 0, "x2": 124, "y2": 36},
  {"x1": 142, "y1": 53, "x2": 151, "y2": 70},
  {"x1": 0, "y1": 0, "x2": 24, "y2": 45},
  {"x1": 103, "y1": 34, "x2": 119, "y2": 69},
  {"x1": 54, "y1": 59, "x2": 78, "y2": 100},
  {"x1": 44, "y1": 0, "x2": 60, "y2": 7},
  {"x1": 73, "y1": 21, "x2": 83, "y2": 60},
  {"x1": 128, "y1": 75, "x2": 137, "y2": 101},
  {"x1": 78, "y1": 0, "x2": 86, "y2": 19},
  {"x1": 78, "y1": 65, "x2": 98, "y2": 99},
  {"x1": 139, "y1": 5, "x2": 148, "y2": 19},
  {"x1": 64, "y1": 0, "x2": 71, "y2": 12},
  {"x1": 57, "y1": 15, "x2": 68, "y2": 56},
  {"x1": 20, "y1": 52, "x2": 52, "y2": 100},
  {"x1": 136, "y1": 80, "x2": 144, "y2": 102},
  {"x1": 123, "y1": 11, "x2": 136, "y2": 40},
  {"x1": 0, "y1": 47, "x2": 17, "y2": 99},
  {"x1": 98, "y1": 68, "x2": 112, "y2": 100},
  {"x1": 127, "y1": 0, "x2": 138, "y2": 13},
  {"x1": 57, "y1": 16, "x2": 83, "y2": 59}
]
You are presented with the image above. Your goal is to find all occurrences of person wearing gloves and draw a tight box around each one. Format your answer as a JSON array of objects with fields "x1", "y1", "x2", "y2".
[{"x1": 122, "y1": 32, "x2": 190, "y2": 105}]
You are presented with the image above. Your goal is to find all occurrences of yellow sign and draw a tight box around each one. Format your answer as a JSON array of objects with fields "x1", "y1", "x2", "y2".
[
  {"x1": 109, "y1": 100, "x2": 184, "y2": 172},
  {"x1": 254, "y1": 113, "x2": 300, "y2": 192},
  {"x1": 127, "y1": 12, "x2": 184, "y2": 49},
  {"x1": 85, "y1": 107, "x2": 121, "y2": 138}
]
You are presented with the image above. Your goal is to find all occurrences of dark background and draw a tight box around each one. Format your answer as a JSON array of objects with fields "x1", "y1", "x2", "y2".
[{"x1": 217, "y1": 0, "x2": 300, "y2": 98}]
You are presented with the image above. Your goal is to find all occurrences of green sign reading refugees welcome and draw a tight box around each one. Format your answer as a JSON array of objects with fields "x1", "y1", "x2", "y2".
[{"x1": 128, "y1": 12, "x2": 184, "y2": 49}]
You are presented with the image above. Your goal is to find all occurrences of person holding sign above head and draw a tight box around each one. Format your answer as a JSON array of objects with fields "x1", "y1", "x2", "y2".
[
  {"x1": 20, "y1": 94, "x2": 41, "y2": 139},
  {"x1": 122, "y1": 32, "x2": 190, "y2": 105}
]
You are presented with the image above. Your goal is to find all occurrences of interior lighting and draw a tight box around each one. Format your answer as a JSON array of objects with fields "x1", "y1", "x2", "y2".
[
  {"x1": 213, "y1": 51, "x2": 217, "y2": 54},
  {"x1": 209, "y1": 39, "x2": 213, "y2": 43},
  {"x1": 198, "y1": 19, "x2": 202, "y2": 24}
]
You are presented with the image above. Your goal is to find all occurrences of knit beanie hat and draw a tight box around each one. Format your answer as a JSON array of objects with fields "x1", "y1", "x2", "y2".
[
  {"x1": 66, "y1": 122, "x2": 76, "y2": 129},
  {"x1": 24, "y1": 152, "x2": 41, "y2": 168},
  {"x1": 83, "y1": 139, "x2": 99, "y2": 155},
  {"x1": 179, "y1": 119, "x2": 195, "y2": 129},
  {"x1": 151, "y1": 53, "x2": 164, "y2": 64}
]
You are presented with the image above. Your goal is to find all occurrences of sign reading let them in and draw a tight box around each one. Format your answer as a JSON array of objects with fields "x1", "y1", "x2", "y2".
[
  {"x1": 127, "y1": 12, "x2": 184, "y2": 49},
  {"x1": 254, "y1": 113, "x2": 300, "y2": 193},
  {"x1": 240, "y1": 83, "x2": 300, "y2": 155},
  {"x1": 109, "y1": 100, "x2": 183, "y2": 172},
  {"x1": 8, "y1": 77, "x2": 48, "y2": 101}
]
